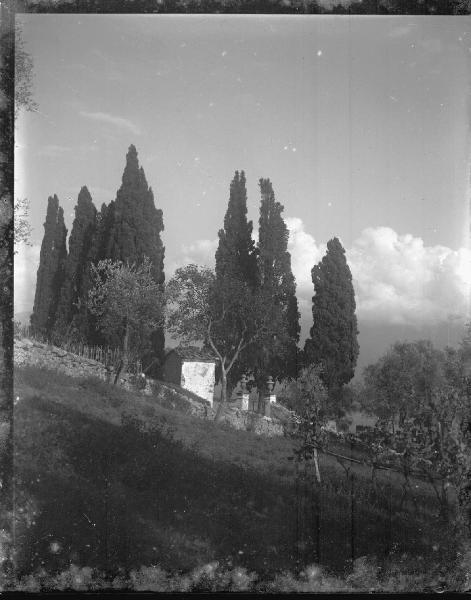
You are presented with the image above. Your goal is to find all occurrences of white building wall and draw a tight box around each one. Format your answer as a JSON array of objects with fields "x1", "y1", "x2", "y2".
[{"x1": 180, "y1": 361, "x2": 216, "y2": 405}]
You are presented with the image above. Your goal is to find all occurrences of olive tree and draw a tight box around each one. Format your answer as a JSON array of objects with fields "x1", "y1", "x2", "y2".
[
  {"x1": 88, "y1": 257, "x2": 164, "y2": 381},
  {"x1": 166, "y1": 264, "x2": 285, "y2": 419}
]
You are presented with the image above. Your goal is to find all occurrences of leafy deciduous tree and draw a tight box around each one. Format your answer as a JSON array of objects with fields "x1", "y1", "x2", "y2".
[
  {"x1": 284, "y1": 364, "x2": 330, "y2": 483},
  {"x1": 87, "y1": 257, "x2": 164, "y2": 381},
  {"x1": 166, "y1": 264, "x2": 285, "y2": 418},
  {"x1": 104, "y1": 145, "x2": 165, "y2": 375},
  {"x1": 360, "y1": 337, "x2": 471, "y2": 524},
  {"x1": 15, "y1": 22, "x2": 38, "y2": 119},
  {"x1": 14, "y1": 198, "x2": 32, "y2": 251},
  {"x1": 362, "y1": 339, "x2": 445, "y2": 432}
]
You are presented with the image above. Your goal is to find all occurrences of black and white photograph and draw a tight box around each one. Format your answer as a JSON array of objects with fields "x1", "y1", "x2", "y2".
[{"x1": 6, "y1": 6, "x2": 471, "y2": 592}]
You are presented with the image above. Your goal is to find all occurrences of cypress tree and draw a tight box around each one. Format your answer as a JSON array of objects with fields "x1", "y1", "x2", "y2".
[
  {"x1": 93, "y1": 201, "x2": 115, "y2": 263},
  {"x1": 31, "y1": 195, "x2": 68, "y2": 336},
  {"x1": 253, "y1": 178, "x2": 300, "y2": 388},
  {"x1": 214, "y1": 171, "x2": 259, "y2": 391},
  {"x1": 53, "y1": 186, "x2": 97, "y2": 341},
  {"x1": 215, "y1": 170, "x2": 258, "y2": 290},
  {"x1": 105, "y1": 145, "x2": 165, "y2": 282},
  {"x1": 104, "y1": 145, "x2": 165, "y2": 375},
  {"x1": 304, "y1": 237, "x2": 359, "y2": 394}
]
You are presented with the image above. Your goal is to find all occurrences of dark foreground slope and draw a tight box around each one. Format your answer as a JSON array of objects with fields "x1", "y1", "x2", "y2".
[{"x1": 11, "y1": 366, "x2": 465, "y2": 590}]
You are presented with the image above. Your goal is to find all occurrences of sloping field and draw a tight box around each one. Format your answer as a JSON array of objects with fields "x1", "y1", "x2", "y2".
[{"x1": 13, "y1": 365, "x2": 451, "y2": 582}]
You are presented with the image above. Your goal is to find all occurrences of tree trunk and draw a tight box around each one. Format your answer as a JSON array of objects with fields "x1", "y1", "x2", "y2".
[
  {"x1": 122, "y1": 319, "x2": 130, "y2": 375},
  {"x1": 214, "y1": 369, "x2": 228, "y2": 422},
  {"x1": 114, "y1": 319, "x2": 130, "y2": 385},
  {"x1": 313, "y1": 448, "x2": 321, "y2": 484}
]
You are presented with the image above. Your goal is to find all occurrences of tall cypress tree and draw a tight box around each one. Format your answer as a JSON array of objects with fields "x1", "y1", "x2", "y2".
[
  {"x1": 105, "y1": 145, "x2": 165, "y2": 282},
  {"x1": 215, "y1": 170, "x2": 258, "y2": 290},
  {"x1": 31, "y1": 195, "x2": 68, "y2": 336},
  {"x1": 253, "y1": 178, "x2": 300, "y2": 388},
  {"x1": 103, "y1": 145, "x2": 165, "y2": 375},
  {"x1": 214, "y1": 170, "x2": 259, "y2": 390},
  {"x1": 304, "y1": 237, "x2": 359, "y2": 394},
  {"x1": 91, "y1": 201, "x2": 115, "y2": 263},
  {"x1": 53, "y1": 186, "x2": 97, "y2": 340}
]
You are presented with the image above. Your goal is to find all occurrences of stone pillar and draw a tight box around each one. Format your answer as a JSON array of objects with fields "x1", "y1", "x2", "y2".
[
  {"x1": 236, "y1": 374, "x2": 250, "y2": 411},
  {"x1": 239, "y1": 374, "x2": 249, "y2": 411},
  {"x1": 264, "y1": 399, "x2": 271, "y2": 418},
  {"x1": 267, "y1": 375, "x2": 276, "y2": 404}
]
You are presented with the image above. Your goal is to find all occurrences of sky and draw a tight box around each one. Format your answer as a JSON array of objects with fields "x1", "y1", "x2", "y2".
[{"x1": 15, "y1": 14, "x2": 471, "y2": 373}]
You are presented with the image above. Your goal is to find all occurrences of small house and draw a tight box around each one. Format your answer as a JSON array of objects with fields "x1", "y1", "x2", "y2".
[{"x1": 163, "y1": 346, "x2": 218, "y2": 406}]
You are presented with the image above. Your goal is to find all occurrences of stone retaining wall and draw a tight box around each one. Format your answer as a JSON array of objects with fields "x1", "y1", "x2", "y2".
[
  {"x1": 218, "y1": 405, "x2": 285, "y2": 437},
  {"x1": 14, "y1": 337, "x2": 294, "y2": 438},
  {"x1": 14, "y1": 338, "x2": 111, "y2": 381}
]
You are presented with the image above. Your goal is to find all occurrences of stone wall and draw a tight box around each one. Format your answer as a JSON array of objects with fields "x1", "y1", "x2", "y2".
[
  {"x1": 14, "y1": 337, "x2": 294, "y2": 438},
  {"x1": 14, "y1": 338, "x2": 110, "y2": 381},
  {"x1": 218, "y1": 405, "x2": 285, "y2": 437}
]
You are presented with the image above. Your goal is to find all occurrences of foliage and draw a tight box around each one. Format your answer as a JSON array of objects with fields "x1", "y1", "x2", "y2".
[
  {"x1": 215, "y1": 170, "x2": 258, "y2": 290},
  {"x1": 214, "y1": 171, "x2": 260, "y2": 390},
  {"x1": 23, "y1": 0, "x2": 470, "y2": 15},
  {"x1": 279, "y1": 365, "x2": 326, "y2": 417},
  {"x1": 284, "y1": 365, "x2": 331, "y2": 478},
  {"x1": 166, "y1": 264, "x2": 215, "y2": 343},
  {"x1": 91, "y1": 201, "x2": 115, "y2": 263},
  {"x1": 30, "y1": 146, "x2": 166, "y2": 373},
  {"x1": 9, "y1": 549, "x2": 471, "y2": 593},
  {"x1": 15, "y1": 23, "x2": 38, "y2": 119},
  {"x1": 16, "y1": 363, "x2": 459, "y2": 586},
  {"x1": 102, "y1": 145, "x2": 165, "y2": 374},
  {"x1": 247, "y1": 178, "x2": 300, "y2": 390},
  {"x1": 30, "y1": 195, "x2": 68, "y2": 337},
  {"x1": 53, "y1": 186, "x2": 97, "y2": 341},
  {"x1": 166, "y1": 264, "x2": 285, "y2": 408},
  {"x1": 103, "y1": 145, "x2": 165, "y2": 285},
  {"x1": 87, "y1": 257, "x2": 164, "y2": 377},
  {"x1": 360, "y1": 336, "x2": 471, "y2": 525},
  {"x1": 14, "y1": 198, "x2": 32, "y2": 251},
  {"x1": 362, "y1": 339, "x2": 445, "y2": 431},
  {"x1": 304, "y1": 237, "x2": 359, "y2": 394}
]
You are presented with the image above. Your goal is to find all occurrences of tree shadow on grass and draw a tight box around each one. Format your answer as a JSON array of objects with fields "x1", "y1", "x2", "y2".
[{"x1": 14, "y1": 395, "x2": 441, "y2": 580}]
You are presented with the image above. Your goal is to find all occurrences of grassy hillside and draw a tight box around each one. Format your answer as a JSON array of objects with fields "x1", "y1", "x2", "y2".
[{"x1": 10, "y1": 365, "x2": 465, "y2": 590}]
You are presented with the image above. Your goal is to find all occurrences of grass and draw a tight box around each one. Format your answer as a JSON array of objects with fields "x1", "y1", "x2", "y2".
[{"x1": 10, "y1": 365, "x2": 463, "y2": 589}]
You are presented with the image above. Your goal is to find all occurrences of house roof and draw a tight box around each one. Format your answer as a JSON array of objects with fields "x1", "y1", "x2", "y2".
[{"x1": 165, "y1": 346, "x2": 219, "y2": 363}]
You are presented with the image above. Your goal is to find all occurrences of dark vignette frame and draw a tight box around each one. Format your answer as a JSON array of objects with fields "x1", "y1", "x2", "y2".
[
  {"x1": 0, "y1": 0, "x2": 15, "y2": 586},
  {"x1": 0, "y1": 0, "x2": 469, "y2": 592},
  {"x1": 13, "y1": 0, "x2": 471, "y2": 15}
]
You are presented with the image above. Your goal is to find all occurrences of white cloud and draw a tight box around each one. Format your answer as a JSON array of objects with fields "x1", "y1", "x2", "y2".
[
  {"x1": 16, "y1": 222, "x2": 470, "y2": 335},
  {"x1": 348, "y1": 226, "x2": 471, "y2": 325},
  {"x1": 168, "y1": 238, "x2": 218, "y2": 275},
  {"x1": 14, "y1": 243, "x2": 40, "y2": 316},
  {"x1": 284, "y1": 217, "x2": 326, "y2": 340},
  {"x1": 285, "y1": 220, "x2": 470, "y2": 332},
  {"x1": 286, "y1": 217, "x2": 326, "y2": 296},
  {"x1": 79, "y1": 111, "x2": 141, "y2": 135}
]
